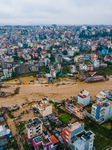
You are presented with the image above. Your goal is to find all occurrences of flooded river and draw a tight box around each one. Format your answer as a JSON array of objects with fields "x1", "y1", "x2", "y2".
[{"x1": 0, "y1": 77, "x2": 112, "y2": 107}]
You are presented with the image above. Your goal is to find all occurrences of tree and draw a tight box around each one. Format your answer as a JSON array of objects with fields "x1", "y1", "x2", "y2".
[
  {"x1": 37, "y1": 47, "x2": 42, "y2": 53},
  {"x1": 33, "y1": 57, "x2": 39, "y2": 60},
  {"x1": 50, "y1": 55, "x2": 55, "y2": 62},
  {"x1": 56, "y1": 143, "x2": 64, "y2": 150},
  {"x1": 109, "y1": 47, "x2": 112, "y2": 53},
  {"x1": 88, "y1": 74, "x2": 91, "y2": 77},
  {"x1": 63, "y1": 50, "x2": 67, "y2": 55},
  {"x1": 54, "y1": 102, "x2": 58, "y2": 108},
  {"x1": 61, "y1": 100, "x2": 65, "y2": 106}
]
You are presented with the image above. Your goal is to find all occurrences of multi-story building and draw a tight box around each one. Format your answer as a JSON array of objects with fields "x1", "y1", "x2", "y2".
[
  {"x1": 78, "y1": 71, "x2": 86, "y2": 81},
  {"x1": 65, "y1": 100, "x2": 87, "y2": 119},
  {"x1": 93, "y1": 60, "x2": 100, "y2": 68},
  {"x1": 25, "y1": 117, "x2": 42, "y2": 139},
  {"x1": 87, "y1": 63, "x2": 94, "y2": 71},
  {"x1": 1, "y1": 69, "x2": 12, "y2": 79},
  {"x1": 61, "y1": 122, "x2": 95, "y2": 150},
  {"x1": 77, "y1": 90, "x2": 90, "y2": 106},
  {"x1": 32, "y1": 132, "x2": 59, "y2": 150},
  {"x1": 91, "y1": 99, "x2": 112, "y2": 123},
  {"x1": 90, "y1": 53, "x2": 98, "y2": 60},
  {"x1": 79, "y1": 64, "x2": 87, "y2": 71},
  {"x1": 37, "y1": 98, "x2": 52, "y2": 117},
  {"x1": 69, "y1": 65, "x2": 76, "y2": 73}
]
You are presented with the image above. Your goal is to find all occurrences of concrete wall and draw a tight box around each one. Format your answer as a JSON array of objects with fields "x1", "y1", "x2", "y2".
[
  {"x1": 78, "y1": 96, "x2": 90, "y2": 106},
  {"x1": 71, "y1": 124, "x2": 84, "y2": 138},
  {"x1": 26, "y1": 123, "x2": 42, "y2": 139},
  {"x1": 104, "y1": 104, "x2": 112, "y2": 121}
]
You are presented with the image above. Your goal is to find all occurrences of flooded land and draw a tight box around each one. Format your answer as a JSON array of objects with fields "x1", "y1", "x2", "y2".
[{"x1": 0, "y1": 76, "x2": 112, "y2": 108}]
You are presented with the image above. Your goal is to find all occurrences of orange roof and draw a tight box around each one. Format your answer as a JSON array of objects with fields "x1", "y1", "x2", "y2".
[
  {"x1": 65, "y1": 128, "x2": 71, "y2": 134},
  {"x1": 50, "y1": 135, "x2": 59, "y2": 145},
  {"x1": 25, "y1": 62, "x2": 29, "y2": 64}
]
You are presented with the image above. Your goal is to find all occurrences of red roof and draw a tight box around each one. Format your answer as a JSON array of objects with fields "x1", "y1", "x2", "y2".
[
  {"x1": 97, "y1": 103, "x2": 101, "y2": 106},
  {"x1": 50, "y1": 135, "x2": 59, "y2": 145},
  {"x1": 22, "y1": 133, "x2": 28, "y2": 140},
  {"x1": 65, "y1": 100, "x2": 71, "y2": 103},
  {"x1": 78, "y1": 94, "x2": 85, "y2": 98},
  {"x1": 88, "y1": 72, "x2": 96, "y2": 76}
]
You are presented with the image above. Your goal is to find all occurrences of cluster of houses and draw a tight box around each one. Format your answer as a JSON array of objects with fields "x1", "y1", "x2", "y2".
[
  {"x1": 0, "y1": 25, "x2": 112, "y2": 81},
  {"x1": 1, "y1": 89, "x2": 112, "y2": 149},
  {"x1": 21, "y1": 97, "x2": 96, "y2": 150},
  {"x1": 0, "y1": 108, "x2": 16, "y2": 149}
]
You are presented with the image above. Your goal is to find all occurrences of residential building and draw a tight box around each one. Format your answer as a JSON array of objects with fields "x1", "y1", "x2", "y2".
[
  {"x1": 63, "y1": 56, "x2": 72, "y2": 62},
  {"x1": 78, "y1": 71, "x2": 86, "y2": 81},
  {"x1": 102, "y1": 48, "x2": 109, "y2": 55},
  {"x1": 68, "y1": 50, "x2": 74, "y2": 56},
  {"x1": 87, "y1": 63, "x2": 94, "y2": 71},
  {"x1": 77, "y1": 90, "x2": 90, "y2": 106},
  {"x1": 61, "y1": 122, "x2": 95, "y2": 150},
  {"x1": 93, "y1": 60, "x2": 100, "y2": 68},
  {"x1": 91, "y1": 99, "x2": 112, "y2": 123},
  {"x1": 37, "y1": 98, "x2": 52, "y2": 117},
  {"x1": 15, "y1": 64, "x2": 30, "y2": 74},
  {"x1": 25, "y1": 117, "x2": 42, "y2": 139},
  {"x1": 69, "y1": 65, "x2": 76, "y2": 73},
  {"x1": 65, "y1": 100, "x2": 87, "y2": 119},
  {"x1": 91, "y1": 45, "x2": 97, "y2": 51},
  {"x1": 79, "y1": 64, "x2": 87, "y2": 71},
  {"x1": 1, "y1": 69, "x2": 12, "y2": 79},
  {"x1": 90, "y1": 54, "x2": 98, "y2": 61},
  {"x1": 32, "y1": 132, "x2": 59, "y2": 150},
  {"x1": 50, "y1": 69, "x2": 57, "y2": 78}
]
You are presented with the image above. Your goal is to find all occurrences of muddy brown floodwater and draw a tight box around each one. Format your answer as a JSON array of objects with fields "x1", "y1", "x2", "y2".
[{"x1": 0, "y1": 77, "x2": 112, "y2": 107}]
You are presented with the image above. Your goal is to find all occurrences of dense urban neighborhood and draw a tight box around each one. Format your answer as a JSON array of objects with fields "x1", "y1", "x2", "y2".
[{"x1": 0, "y1": 25, "x2": 112, "y2": 150}]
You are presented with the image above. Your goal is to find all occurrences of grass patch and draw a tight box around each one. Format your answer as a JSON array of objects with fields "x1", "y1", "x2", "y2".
[
  {"x1": 96, "y1": 65, "x2": 112, "y2": 75},
  {"x1": 59, "y1": 114, "x2": 70, "y2": 124},
  {"x1": 84, "y1": 118, "x2": 112, "y2": 150}
]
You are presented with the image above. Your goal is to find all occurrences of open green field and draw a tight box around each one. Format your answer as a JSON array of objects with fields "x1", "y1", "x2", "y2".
[{"x1": 59, "y1": 114, "x2": 70, "y2": 124}]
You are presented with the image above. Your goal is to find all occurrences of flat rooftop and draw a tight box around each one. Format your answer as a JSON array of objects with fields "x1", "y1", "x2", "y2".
[
  {"x1": 67, "y1": 122, "x2": 82, "y2": 132},
  {"x1": 33, "y1": 136, "x2": 51, "y2": 146},
  {"x1": 75, "y1": 103, "x2": 83, "y2": 108},
  {"x1": 72, "y1": 138, "x2": 86, "y2": 149},
  {"x1": 26, "y1": 118, "x2": 41, "y2": 128}
]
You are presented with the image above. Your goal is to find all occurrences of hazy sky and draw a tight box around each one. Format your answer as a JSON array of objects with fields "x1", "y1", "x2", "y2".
[{"x1": 0, "y1": 0, "x2": 112, "y2": 25}]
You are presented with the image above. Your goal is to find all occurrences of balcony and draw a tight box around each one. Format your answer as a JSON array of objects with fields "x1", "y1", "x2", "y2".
[{"x1": 62, "y1": 129, "x2": 69, "y2": 136}]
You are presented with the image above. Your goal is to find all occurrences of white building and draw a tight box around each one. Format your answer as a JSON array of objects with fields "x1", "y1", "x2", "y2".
[
  {"x1": 25, "y1": 117, "x2": 42, "y2": 139},
  {"x1": 50, "y1": 69, "x2": 57, "y2": 78},
  {"x1": 68, "y1": 50, "x2": 74, "y2": 56},
  {"x1": 61, "y1": 122, "x2": 95, "y2": 150},
  {"x1": 91, "y1": 99, "x2": 112, "y2": 123},
  {"x1": 79, "y1": 64, "x2": 87, "y2": 71},
  {"x1": 69, "y1": 65, "x2": 76, "y2": 73},
  {"x1": 37, "y1": 98, "x2": 52, "y2": 117},
  {"x1": 78, "y1": 90, "x2": 90, "y2": 106},
  {"x1": 93, "y1": 60, "x2": 99, "y2": 68}
]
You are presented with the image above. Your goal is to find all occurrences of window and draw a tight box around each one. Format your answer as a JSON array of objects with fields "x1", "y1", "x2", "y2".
[{"x1": 36, "y1": 125, "x2": 40, "y2": 130}]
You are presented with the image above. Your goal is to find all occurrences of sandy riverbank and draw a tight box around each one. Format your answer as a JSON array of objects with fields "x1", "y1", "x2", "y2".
[{"x1": 0, "y1": 77, "x2": 112, "y2": 108}]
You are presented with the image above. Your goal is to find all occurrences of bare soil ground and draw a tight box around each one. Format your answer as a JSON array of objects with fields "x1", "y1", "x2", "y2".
[{"x1": 102, "y1": 122, "x2": 112, "y2": 129}]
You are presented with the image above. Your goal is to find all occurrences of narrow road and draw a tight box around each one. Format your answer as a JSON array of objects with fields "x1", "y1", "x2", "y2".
[{"x1": 6, "y1": 115, "x2": 24, "y2": 150}]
